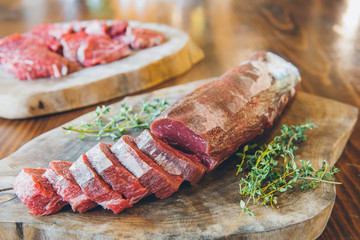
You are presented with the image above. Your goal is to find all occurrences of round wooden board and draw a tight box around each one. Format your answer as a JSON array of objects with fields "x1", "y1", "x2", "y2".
[
  {"x1": 0, "y1": 21, "x2": 204, "y2": 119},
  {"x1": 0, "y1": 79, "x2": 357, "y2": 239}
]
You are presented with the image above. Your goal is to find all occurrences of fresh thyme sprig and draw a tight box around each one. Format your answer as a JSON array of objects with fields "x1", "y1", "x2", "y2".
[
  {"x1": 227, "y1": 121, "x2": 341, "y2": 235},
  {"x1": 63, "y1": 98, "x2": 169, "y2": 140}
]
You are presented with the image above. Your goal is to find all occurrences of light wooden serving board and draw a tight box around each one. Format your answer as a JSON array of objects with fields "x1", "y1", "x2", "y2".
[
  {"x1": 0, "y1": 79, "x2": 358, "y2": 240},
  {"x1": 0, "y1": 21, "x2": 204, "y2": 119}
]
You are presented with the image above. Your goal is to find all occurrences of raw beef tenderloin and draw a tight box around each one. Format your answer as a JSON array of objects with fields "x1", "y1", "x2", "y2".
[
  {"x1": 110, "y1": 135, "x2": 183, "y2": 199},
  {"x1": 14, "y1": 168, "x2": 68, "y2": 216},
  {"x1": 43, "y1": 161, "x2": 98, "y2": 213},
  {"x1": 135, "y1": 129, "x2": 206, "y2": 185},
  {"x1": 151, "y1": 51, "x2": 301, "y2": 171},
  {"x1": 86, "y1": 143, "x2": 148, "y2": 204},
  {"x1": 69, "y1": 155, "x2": 131, "y2": 214}
]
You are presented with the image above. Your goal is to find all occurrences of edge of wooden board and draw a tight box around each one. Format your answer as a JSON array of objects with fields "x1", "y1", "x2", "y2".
[{"x1": 0, "y1": 21, "x2": 204, "y2": 119}]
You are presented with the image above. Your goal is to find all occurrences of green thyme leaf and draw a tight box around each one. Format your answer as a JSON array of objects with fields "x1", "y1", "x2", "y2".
[
  {"x1": 227, "y1": 121, "x2": 341, "y2": 236},
  {"x1": 62, "y1": 98, "x2": 170, "y2": 140}
]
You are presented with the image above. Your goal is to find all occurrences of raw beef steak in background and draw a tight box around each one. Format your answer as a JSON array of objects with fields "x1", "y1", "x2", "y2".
[
  {"x1": 14, "y1": 168, "x2": 68, "y2": 216},
  {"x1": 61, "y1": 31, "x2": 89, "y2": 61},
  {"x1": 128, "y1": 27, "x2": 166, "y2": 49},
  {"x1": 84, "y1": 20, "x2": 108, "y2": 35},
  {"x1": 108, "y1": 20, "x2": 128, "y2": 37},
  {"x1": 43, "y1": 161, "x2": 98, "y2": 213},
  {"x1": 77, "y1": 35, "x2": 131, "y2": 67},
  {"x1": 29, "y1": 23, "x2": 74, "y2": 52},
  {"x1": 1, "y1": 45, "x2": 79, "y2": 80}
]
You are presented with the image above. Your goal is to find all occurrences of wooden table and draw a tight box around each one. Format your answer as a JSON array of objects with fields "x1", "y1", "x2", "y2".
[{"x1": 0, "y1": 0, "x2": 359, "y2": 239}]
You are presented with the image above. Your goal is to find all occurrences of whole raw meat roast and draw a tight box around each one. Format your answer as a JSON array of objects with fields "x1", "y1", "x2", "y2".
[{"x1": 14, "y1": 51, "x2": 300, "y2": 215}]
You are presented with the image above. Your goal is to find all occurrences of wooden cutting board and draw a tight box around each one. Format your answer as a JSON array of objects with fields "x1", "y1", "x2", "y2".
[
  {"x1": 0, "y1": 21, "x2": 204, "y2": 119},
  {"x1": 0, "y1": 79, "x2": 357, "y2": 240}
]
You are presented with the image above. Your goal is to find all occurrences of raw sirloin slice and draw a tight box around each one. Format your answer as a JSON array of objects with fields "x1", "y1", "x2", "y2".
[
  {"x1": 61, "y1": 31, "x2": 89, "y2": 61},
  {"x1": 29, "y1": 23, "x2": 74, "y2": 52},
  {"x1": 110, "y1": 135, "x2": 183, "y2": 199},
  {"x1": 77, "y1": 35, "x2": 131, "y2": 67},
  {"x1": 0, "y1": 34, "x2": 29, "y2": 63},
  {"x1": 135, "y1": 129, "x2": 207, "y2": 185},
  {"x1": 69, "y1": 155, "x2": 131, "y2": 214},
  {"x1": 14, "y1": 168, "x2": 68, "y2": 216},
  {"x1": 128, "y1": 27, "x2": 166, "y2": 50},
  {"x1": 43, "y1": 161, "x2": 98, "y2": 213},
  {"x1": 1, "y1": 45, "x2": 79, "y2": 80},
  {"x1": 108, "y1": 20, "x2": 128, "y2": 37},
  {"x1": 86, "y1": 143, "x2": 148, "y2": 204}
]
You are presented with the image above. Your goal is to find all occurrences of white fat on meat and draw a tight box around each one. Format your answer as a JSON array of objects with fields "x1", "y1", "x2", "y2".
[
  {"x1": 110, "y1": 142, "x2": 150, "y2": 179},
  {"x1": 86, "y1": 144, "x2": 113, "y2": 174},
  {"x1": 69, "y1": 160, "x2": 95, "y2": 188}
]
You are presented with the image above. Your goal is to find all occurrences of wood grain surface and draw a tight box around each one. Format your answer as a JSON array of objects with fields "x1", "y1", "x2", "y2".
[
  {"x1": 0, "y1": 79, "x2": 357, "y2": 239},
  {"x1": 0, "y1": 0, "x2": 359, "y2": 239},
  {"x1": 0, "y1": 21, "x2": 204, "y2": 119}
]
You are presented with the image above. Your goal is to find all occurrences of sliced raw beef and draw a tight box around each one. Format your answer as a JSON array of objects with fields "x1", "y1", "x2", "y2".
[
  {"x1": 61, "y1": 31, "x2": 89, "y2": 61},
  {"x1": 151, "y1": 51, "x2": 301, "y2": 171},
  {"x1": 135, "y1": 129, "x2": 206, "y2": 185},
  {"x1": 86, "y1": 143, "x2": 148, "y2": 204},
  {"x1": 77, "y1": 35, "x2": 131, "y2": 67},
  {"x1": 14, "y1": 168, "x2": 68, "y2": 216},
  {"x1": 0, "y1": 34, "x2": 29, "y2": 63},
  {"x1": 30, "y1": 23, "x2": 74, "y2": 40},
  {"x1": 29, "y1": 23, "x2": 73, "y2": 52},
  {"x1": 110, "y1": 135, "x2": 183, "y2": 199},
  {"x1": 25, "y1": 33, "x2": 61, "y2": 52},
  {"x1": 127, "y1": 27, "x2": 166, "y2": 49},
  {"x1": 108, "y1": 20, "x2": 128, "y2": 37},
  {"x1": 1, "y1": 45, "x2": 79, "y2": 80},
  {"x1": 69, "y1": 154, "x2": 131, "y2": 214},
  {"x1": 84, "y1": 20, "x2": 108, "y2": 35},
  {"x1": 43, "y1": 161, "x2": 98, "y2": 213}
]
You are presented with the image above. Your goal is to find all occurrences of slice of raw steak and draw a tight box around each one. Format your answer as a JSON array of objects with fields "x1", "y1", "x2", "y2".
[
  {"x1": 69, "y1": 154, "x2": 131, "y2": 214},
  {"x1": 128, "y1": 27, "x2": 166, "y2": 49},
  {"x1": 30, "y1": 23, "x2": 74, "y2": 40},
  {"x1": 77, "y1": 35, "x2": 131, "y2": 67},
  {"x1": 61, "y1": 31, "x2": 89, "y2": 61},
  {"x1": 110, "y1": 135, "x2": 183, "y2": 199},
  {"x1": 86, "y1": 143, "x2": 148, "y2": 204},
  {"x1": 43, "y1": 161, "x2": 98, "y2": 213},
  {"x1": 84, "y1": 20, "x2": 108, "y2": 35},
  {"x1": 108, "y1": 20, "x2": 128, "y2": 37},
  {"x1": 14, "y1": 168, "x2": 68, "y2": 216},
  {"x1": 135, "y1": 129, "x2": 207, "y2": 185},
  {"x1": 28, "y1": 23, "x2": 73, "y2": 52},
  {"x1": 1, "y1": 45, "x2": 79, "y2": 80},
  {"x1": 0, "y1": 34, "x2": 35, "y2": 63}
]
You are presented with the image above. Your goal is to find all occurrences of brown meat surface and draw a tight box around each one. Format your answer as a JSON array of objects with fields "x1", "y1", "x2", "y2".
[{"x1": 151, "y1": 51, "x2": 301, "y2": 171}]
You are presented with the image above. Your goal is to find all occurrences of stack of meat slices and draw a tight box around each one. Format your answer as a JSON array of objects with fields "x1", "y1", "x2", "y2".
[
  {"x1": 14, "y1": 132, "x2": 206, "y2": 216},
  {"x1": 14, "y1": 51, "x2": 301, "y2": 216},
  {"x1": 0, "y1": 20, "x2": 166, "y2": 80}
]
